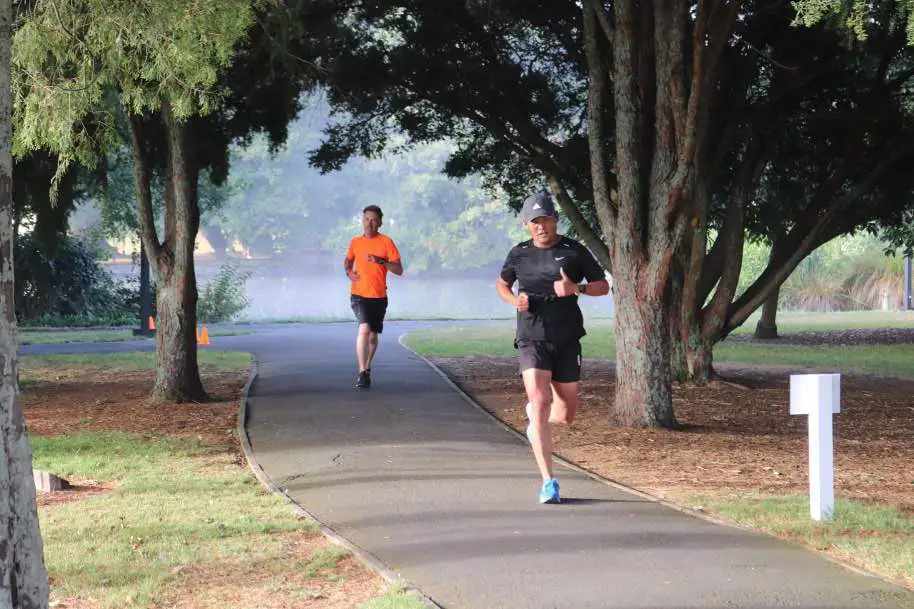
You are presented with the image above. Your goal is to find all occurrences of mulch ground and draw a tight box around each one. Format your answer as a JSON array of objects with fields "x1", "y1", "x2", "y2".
[{"x1": 432, "y1": 356, "x2": 914, "y2": 514}]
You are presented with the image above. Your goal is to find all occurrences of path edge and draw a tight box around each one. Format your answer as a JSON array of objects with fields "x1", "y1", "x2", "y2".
[
  {"x1": 396, "y1": 332, "x2": 910, "y2": 590},
  {"x1": 237, "y1": 359, "x2": 444, "y2": 609}
]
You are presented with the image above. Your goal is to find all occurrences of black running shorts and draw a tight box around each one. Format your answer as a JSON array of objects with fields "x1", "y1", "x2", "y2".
[
  {"x1": 517, "y1": 340, "x2": 582, "y2": 383},
  {"x1": 350, "y1": 295, "x2": 388, "y2": 334}
]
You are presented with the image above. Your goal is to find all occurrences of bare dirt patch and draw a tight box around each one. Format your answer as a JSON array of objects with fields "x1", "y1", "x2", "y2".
[
  {"x1": 156, "y1": 533, "x2": 386, "y2": 609},
  {"x1": 25, "y1": 367, "x2": 393, "y2": 609},
  {"x1": 432, "y1": 356, "x2": 914, "y2": 514},
  {"x1": 36, "y1": 480, "x2": 117, "y2": 509},
  {"x1": 24, "y1": 368, "x2": 245, "y2": 450}
]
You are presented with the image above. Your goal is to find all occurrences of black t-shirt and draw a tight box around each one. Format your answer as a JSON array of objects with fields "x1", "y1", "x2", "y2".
[{"x1": 500, "y1": 236, "x2": 605, "y2": 345}]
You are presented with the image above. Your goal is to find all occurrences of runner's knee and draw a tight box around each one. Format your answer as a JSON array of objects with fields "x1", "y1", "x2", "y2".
[{"x1": 527, "y1": 387, "x2": 552, "y2": 419}]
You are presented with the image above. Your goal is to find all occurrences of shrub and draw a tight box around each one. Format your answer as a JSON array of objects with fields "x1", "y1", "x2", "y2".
[{"x1": 197, "y1": 262, "x2": 251, "y2": 323}]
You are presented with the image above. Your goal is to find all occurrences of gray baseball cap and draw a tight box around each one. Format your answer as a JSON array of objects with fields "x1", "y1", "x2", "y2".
[{"x1": 521, "y1": 192, "x2": 557, "y2": 224}]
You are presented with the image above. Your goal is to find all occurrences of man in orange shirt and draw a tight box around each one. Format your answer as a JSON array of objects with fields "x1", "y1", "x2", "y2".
[{"x1": 344, "y1": 205, "x2": 403, "y2": 389}]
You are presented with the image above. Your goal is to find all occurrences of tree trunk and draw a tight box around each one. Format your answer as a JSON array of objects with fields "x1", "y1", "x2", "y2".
[
  {"x1": 670, "y1": 279, "x2": 715, "y2": 385},
  {"x1": 0, "y1": 0, "x2": 50, "y2": 604},
  {"x1": 754, "y1": 286, "x2": 780, "y2": 339},
  {"x1": 613, "y1": 284, "x2": 676, "y2": 427},
  {"x1": 685, "y1": 334, "x2": 714, "y2": 385},
  {"x1": 667, "y1": 262, "x2": 689, "y2": 383},
  {"x1": 138, "y1": 238, "x2": 153, "y2": 334},
  {"x1": 153, "y1": 102, "x2": 204, "y2": 403},
  {"x1": 130, "y1": 107, "x2": 204, "y2": 404}
]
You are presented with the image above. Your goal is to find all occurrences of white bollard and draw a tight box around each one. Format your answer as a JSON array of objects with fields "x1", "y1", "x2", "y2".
[{"x1": 789, "y1": 374, "x2": 841, "y2": 521}]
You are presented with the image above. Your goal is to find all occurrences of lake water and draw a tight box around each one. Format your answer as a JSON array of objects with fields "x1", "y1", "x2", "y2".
[{"x1": 242, "y1": 274, "x2": 615, "y2": 321}]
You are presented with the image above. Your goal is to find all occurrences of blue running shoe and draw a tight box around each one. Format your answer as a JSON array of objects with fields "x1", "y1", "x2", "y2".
[{"x1": 539, "y1": 478, "x2": 560, "y2": 504}]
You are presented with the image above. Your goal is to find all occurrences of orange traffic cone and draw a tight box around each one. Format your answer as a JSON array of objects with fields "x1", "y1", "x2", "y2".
[
  {"x1": 148, "y1": 316, "x2": 156, "y2": 330},
  {"x1": 197, "y1": 324, "x2": 210, "y2": 346}
]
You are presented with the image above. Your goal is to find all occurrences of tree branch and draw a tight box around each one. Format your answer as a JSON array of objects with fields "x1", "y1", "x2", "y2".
[
  {"x1": 699, "y1": 167, "x2": 752, "y2": 341},
  {"x1": 697, "y1": 227, "x2": 725, "y2": 306},
  {"x1": 582, "y1": 0, "x2": 618, "y2": 230},
  {"x1": 586, "y1": 0, "x2": 613, "y2": 46},
  {"x1": 727, "y1": 142, "x2": 914, "y2": 328},
  {"x1": 548, "y1": 174, "x2": 613, "y2": 273},
  {"x1": 129, "y1": 114, "x2": 163, "y2": 269}
]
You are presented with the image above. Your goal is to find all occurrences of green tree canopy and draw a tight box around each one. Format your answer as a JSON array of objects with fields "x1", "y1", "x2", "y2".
[
  {"x1": 12, "y1": 0, "x2": 254, "y2": 181},
  {"x1": 294, "y1": 1, "x2": 914, "y2": 426},
  {"x1": 793, "y1": 0, "x2": 914, "y2": 44}
]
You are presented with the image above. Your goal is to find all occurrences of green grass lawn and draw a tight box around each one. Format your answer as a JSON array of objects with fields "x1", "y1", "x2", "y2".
[
  {"x1": 19, "y1": 330, "x2": 144, "y2": 345},
  {"x1": 730, "y1": 310, "x2": 914, "y2": 334},
  {"x1": 21, "y1": 350, "x2": 251, "y2": 373},
  {"x1": 29, "y1": 355, "x2": 424, "y2": 608},
  {"x1": 686, "y1": 493, "x2": 914, "y2": 588},
  {"x1": 19, "y1": 328, "x2": 251, "y2": 345},
  {"x1": 35, "y1": 432, "x2": 316, "y2": 608},
  {"x1": 403, "y1": 311, "x2": 914, "y2": 377}
]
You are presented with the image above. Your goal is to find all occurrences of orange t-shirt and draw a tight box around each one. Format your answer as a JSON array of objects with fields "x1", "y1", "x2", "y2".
[{"x1": 346, "y1": 233, "x2": 401, "y2": 298}]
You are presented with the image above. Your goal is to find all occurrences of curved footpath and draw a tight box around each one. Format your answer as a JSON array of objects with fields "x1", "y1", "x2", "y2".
[
  {"x1": 241, "y1": 323, "x2": 913, "y2": 609},
  {"x1": 25, "y1": 323, "x2": 914, "y2": 608}
]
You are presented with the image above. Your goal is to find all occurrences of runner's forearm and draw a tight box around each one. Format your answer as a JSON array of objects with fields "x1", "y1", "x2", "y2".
[
  {"x1": 577, "y1": 280, "x2": 610, "y2": 297},
  {"x1": 496, "y1": 279, "x2": 518, "y2": 306},
  {"x1": 386, "y1": 260, "x2": 403, "y2": 275}
]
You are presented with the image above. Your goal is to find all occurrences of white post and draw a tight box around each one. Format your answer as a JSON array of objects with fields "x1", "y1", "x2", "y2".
[{"x1": 789, "y1": 374, "x2": 841, "y2": 521}]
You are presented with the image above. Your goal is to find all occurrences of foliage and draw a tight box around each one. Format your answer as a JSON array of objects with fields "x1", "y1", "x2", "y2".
[
  {"x1": 91, "y1": 143, "x2": 236, "y2": 243},
  {"x1": 12, "y1": 0, "x2": 255, "y2": 183},
  {"x1": 12, "y1": 151, "x2": 93, "y2": 251},
  {"x1": 880, "y1": 208, "x2": 914, "y2": 258},
  {"x1": 320, "y1": 145, "x2": 526, "y2": 272},
  {"x1": 793, "y1": 0, "x2": 914, "y2": 45},
  {"x1": 216, "y1": 102, "x2": 526, "y2": 269},
  {"x1": 14, "y1": 233, "x2": 137, "y2": 323},
  {"x1": 738, "y1": 234, "x2": 909, "y2": 312},
  {"x1": 19, "y1": 313, "x2": 138, "y2": 329},
  {"x1": 197, "y1": 262, "x2": 251, "y2": 323},
  {"x1": 302, "y1": 2, "x2": 914, "y2": 337}
]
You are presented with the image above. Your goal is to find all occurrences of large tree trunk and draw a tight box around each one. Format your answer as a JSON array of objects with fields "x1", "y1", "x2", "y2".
[
  {"x1": 0, "y1": 0, "x2": 50, "y2": 604},
  {"x1": 130, "y1": 105, "x2": 205, "y2": 404},
  {"x1": 605, "y1": 0, "x2": 693, "y2": 427},
  {"x1": 578, "y1": 1, "x2": 738, "y2": 425},
  {"x1": 154, "y1": 102, "x2": 204, "y2": 403},
  {"x1": 613, "y1": 283, "x2": 676, "y2": 427}
]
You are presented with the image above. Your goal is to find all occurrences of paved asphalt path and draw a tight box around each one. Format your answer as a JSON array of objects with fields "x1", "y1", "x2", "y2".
[{"x1": 26, "y1": 323, "x2": 914, "y2": 608}]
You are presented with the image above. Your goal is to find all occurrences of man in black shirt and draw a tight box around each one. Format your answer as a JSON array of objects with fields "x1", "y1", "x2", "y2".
[{"x1": 497, "y1": 192, "x2": 610, "y2": 504}]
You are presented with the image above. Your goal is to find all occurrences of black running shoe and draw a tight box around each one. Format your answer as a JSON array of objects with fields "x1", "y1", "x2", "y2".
[{"x1": 356, "y1": 370, "x2": 370, "y2": 389}]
